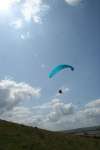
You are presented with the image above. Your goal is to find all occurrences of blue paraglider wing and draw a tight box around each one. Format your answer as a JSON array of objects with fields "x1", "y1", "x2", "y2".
[{"x1": 48, "y1": 64, "x2": 74, "y2": 78}]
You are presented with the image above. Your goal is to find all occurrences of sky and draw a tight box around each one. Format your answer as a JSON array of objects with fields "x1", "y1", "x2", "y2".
[{"x1": 0, "y1": 0, "x2": 100, "y2": 131}]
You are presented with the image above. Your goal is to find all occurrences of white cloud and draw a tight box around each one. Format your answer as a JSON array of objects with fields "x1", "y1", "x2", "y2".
[
  {"x1": 9, "y1": 0, "x2": 49, "y2": 27},
  {"x1": 20, "y1": 34, "x2": 25, "y2": 40},
  {"x1": 21, "y1": 0, "x2": 45, "y2": 23},
  {"x1": 6, "y1": 0, "x2": 49, "y2": 38},
  {"x1": 33, "y1": 16, "x2": 42, "y2": 24},
  {"x1": 20, "y1": 32, "x2": 30, "y2": 40},
  {"x1": 0, "y1": 79, "x2": 41, "y2": 113},
  {"x1": 32, "y1": 102, "x2": 51, "y2": 110},
  {"x1": 65, "y1": 0, "x2": 82, "y2": 6},
  {"x1": 48, "y1": 99, "x2": 75, "y2": 122},
  {"x1": 0, "y1": 106, "x2": 34, "y2": 125},
  {"x1": 11, "y1": 19, "x2": 23, "y2": 29},
  {"x1": 85, "y1": 99, "x2": 100, "y2": 108},
  {"x1": 21, "y1": 0, "x2": 49, "y2": 23},
  {"x1": 0, "y1": 86, "x2": 100, "y2": 131}
]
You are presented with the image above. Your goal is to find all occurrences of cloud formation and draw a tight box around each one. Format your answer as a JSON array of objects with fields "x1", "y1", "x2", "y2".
[
  {"x1": 7, "y1": 0, "x2": 49, "y2": 39},
  {"x1": 20, "y1": 0, "x2": 49, "y2": 23},
  {"x1": 48, "y1": 99, "x2": 75, "y2": 122},
  {"x1": 0, "y1": 79, "x2": 41, "y2": 114},
  {"x1": 65, "y1": 0, "x2": 82, "y2": 6},
  {"x1": 1, "y1": 0, "x2": 83, "y2": 40},
  {"x1": 0, "y1": 79, "x2": 100, "y2": 131},
  {"x1": 9, "y1": 0, "x2": 49, "y2": 28},
  {"x1": 85, "y1": 99, "x2": 100, "y2": 108}
]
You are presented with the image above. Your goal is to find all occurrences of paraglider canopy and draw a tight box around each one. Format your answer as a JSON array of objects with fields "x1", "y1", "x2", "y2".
[{"x1": 48, "y1": 64, "x2": 74, "y2": 78}]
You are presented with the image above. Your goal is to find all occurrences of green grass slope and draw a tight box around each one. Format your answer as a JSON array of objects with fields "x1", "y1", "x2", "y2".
[{"x1": 0, "y1": 120, "x2": 100, "y2": 150}]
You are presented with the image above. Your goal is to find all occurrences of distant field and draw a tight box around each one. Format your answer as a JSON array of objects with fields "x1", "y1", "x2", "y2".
[
  {"x1": 0, "y1": 120, "x2": 100, "y2": 150},
  {"x1": 63, "y1": 126, "x2": 100, "y2": 137}
]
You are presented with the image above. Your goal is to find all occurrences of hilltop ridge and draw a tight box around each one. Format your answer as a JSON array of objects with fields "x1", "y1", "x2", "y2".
[{"x1": 0, "y1": 119, "x2": 100, "y2": 150}]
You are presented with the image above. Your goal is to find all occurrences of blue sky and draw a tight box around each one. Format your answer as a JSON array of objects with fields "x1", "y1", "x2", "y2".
[{"x1": 0, "y1": 0, "x2": 100, "y2": 130}]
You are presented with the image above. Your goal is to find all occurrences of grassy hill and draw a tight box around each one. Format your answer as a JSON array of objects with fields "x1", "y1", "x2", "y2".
[{"x1": 0, "y1": 120, "x2": 100, "y2": 150}]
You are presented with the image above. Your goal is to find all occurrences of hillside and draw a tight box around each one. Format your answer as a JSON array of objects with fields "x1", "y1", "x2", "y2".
[{"x1": 0, "y1": 120, "x2": 100, "y2": 150}]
